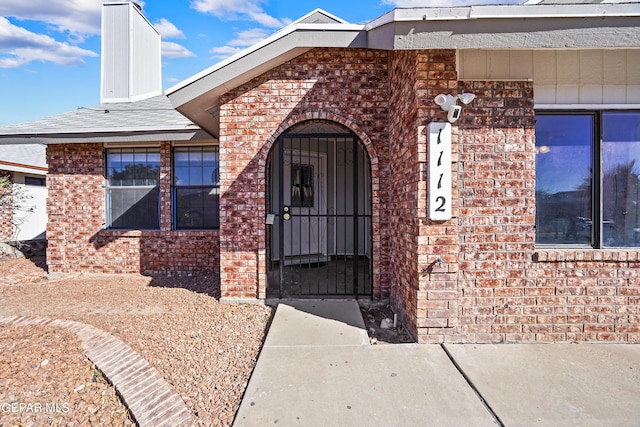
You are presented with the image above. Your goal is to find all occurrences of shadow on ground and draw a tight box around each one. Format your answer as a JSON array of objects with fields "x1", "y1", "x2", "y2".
[{"x1": 147, "y1": 274, "x2": 221, "y2": 298}]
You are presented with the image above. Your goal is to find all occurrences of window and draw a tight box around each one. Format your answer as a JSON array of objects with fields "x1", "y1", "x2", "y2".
[
  {"x1": 291, "y1": 163, "x2": 314, "y2": 207},
  {"x1": 25, "y1": 176, "x2": 45, "y2": 186},
  {"x1": 106, "y1": 148, "x2": 160, "y2": 229},
  {"x1": 535, "y1": 111, "x2": 640, "y2": 248},
  {"x1": 173, "y1": 146, "x2": 219, "y2": 229}
]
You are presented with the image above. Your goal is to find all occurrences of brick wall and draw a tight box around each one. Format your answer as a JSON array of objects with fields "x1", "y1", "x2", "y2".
[
  {"x1": 453, "y1": 80, "x2": 537, "y2": 343},
  {"x1": 218, "y1": 48, "x2": 390, "y2": 299},
  {"x1": 448, "y1": 81, "x2": 639, "y2": 343},
  {"x1": 0, "y1": 171, "x2": 14, "y2": 241},
  {"x1": 387, "y1": 50, "x2": 461, "y2": 342},
  {"x1": 46, "y1": 143, "x2": 219, "y2": 278},
  {"x1": 387, "y1": 50, "x2": 420, "y2": 338},
  {"x1": 415, "y1": 51, "x2": 462, "y2": 343},
  {"x1": 41, "y1": 45, "x2": 640, "y2": 343},
  {"x1": 530, "y1": 250, "x2": 640, "y2": 342},
  {"x1": 386, "y1": 54, "x2": 640, "y2": 343}
]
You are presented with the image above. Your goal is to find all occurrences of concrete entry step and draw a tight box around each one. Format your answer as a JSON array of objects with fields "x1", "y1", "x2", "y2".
[{"x1": 263, "y1": 299, "x2": 370, "y2": 347}]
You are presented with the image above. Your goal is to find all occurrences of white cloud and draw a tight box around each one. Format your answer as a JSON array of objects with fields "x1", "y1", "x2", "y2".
[
  {"x1": 249, "y1": 12, "x2": 290, "y2": 28},
  {"x1": 162, "y1": 41, "x2": 195, "y2": 58},
  {"x1": 0, "y1": 17, "x2": 97, "y2": 68},
  {"x1": 208, "y1": 27, "x2": 272, "y2": 60},
  {"x1": 0, "y1": 0, "x2": 103, "y2": 41},
  {"x1": 209, "y1": 45, "x2": 243, "y2": 60},
  {"x1": 154, "y1": 18, "x2": 186, "y2": 39},
  {"x1": 190, "y1": 1, "x2": 293, "y2": 61},
  {"x1": 190, "y1": 0, "x2": 289, "y2": 28},
  {"x1": 228, "y1": 28, "x2": 270, "y2": 46}
]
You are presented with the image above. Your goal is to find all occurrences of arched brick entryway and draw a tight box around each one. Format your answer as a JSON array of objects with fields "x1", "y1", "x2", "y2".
[{"x1": 264, "y1": 117, "x2": 377, "y2": 298}]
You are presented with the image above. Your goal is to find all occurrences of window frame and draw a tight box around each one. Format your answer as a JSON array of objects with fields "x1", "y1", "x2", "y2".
[
  {"x1": 171, "y1": 145, "x2": 220, "y2": 230},
  {"x1": 535, "y1": 109, "x2": 640, "y2": 249},
  {"x1": 24, "y1": 176, "x2": 46, "y2": 187},
  {"x1": 104, "y1": 147, "x2": 160, "y2": 230}
]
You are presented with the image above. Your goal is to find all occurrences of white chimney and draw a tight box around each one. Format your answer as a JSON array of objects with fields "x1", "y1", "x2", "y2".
[{"x1": 101, "y1": 2, "x2": 162, "y2": 103}]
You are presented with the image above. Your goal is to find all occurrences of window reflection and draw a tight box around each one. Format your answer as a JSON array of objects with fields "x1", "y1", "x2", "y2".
[
  {"x1": 291, "y1": 163, "x2": 314, "y2": 208},
  {"x1": 535, "y1": 115, "x2": 593, "y2": 245},
  {"x1": 602, "y1": 112, "x2": 640, "y2": 247},
  {"x1": 173, "y1": 146, "x2": 220, "y2": 229},
  {"x1": 106, "y1": 147, "x2": 160, "y2": 229}
]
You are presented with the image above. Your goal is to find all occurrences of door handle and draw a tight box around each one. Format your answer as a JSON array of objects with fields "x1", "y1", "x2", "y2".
[{"x1": 283, "y1": 205, "x2": 291, "y2": 221}]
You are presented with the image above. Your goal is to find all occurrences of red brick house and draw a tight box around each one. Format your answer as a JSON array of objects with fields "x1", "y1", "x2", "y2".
[{"x1": 1, "y1": 1, "x2": 640, "y2": 343}]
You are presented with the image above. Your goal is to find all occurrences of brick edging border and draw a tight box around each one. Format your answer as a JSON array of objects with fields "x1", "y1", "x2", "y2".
[{"x1": 0, "y1": 315, "x2": 194, "y2": 427}]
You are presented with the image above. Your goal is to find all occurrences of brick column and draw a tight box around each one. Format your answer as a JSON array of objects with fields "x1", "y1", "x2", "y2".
[
  {"x1": 388, "y1": 49, "x2": 461, "y2": 343},
  {"x1": 415, "y1": 50, "x2": 461, "y2": 343},
  {"x1": 159, "y1": 141, "x2": 172, "y2": 232},
  {"x1": 0, "y1": 171, "x2": 14, "y2": 242}
]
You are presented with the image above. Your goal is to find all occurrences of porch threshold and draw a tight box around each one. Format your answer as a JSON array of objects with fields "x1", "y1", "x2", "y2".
[
  {"x1": 219, "y1": 297, "x2": 266, "y2": 305},
  {"x1": 262, "y1": 299, "x2": 370, "y2": 347}
]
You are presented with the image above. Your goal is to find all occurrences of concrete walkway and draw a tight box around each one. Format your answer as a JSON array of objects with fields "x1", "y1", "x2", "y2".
[{"x1": 235, "y1": 300, "x2": 640, "y2": 427}]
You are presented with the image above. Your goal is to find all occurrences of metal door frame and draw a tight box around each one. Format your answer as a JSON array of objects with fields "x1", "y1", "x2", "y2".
[{"x1": 267, "y1": 132, "x2": 372, "y2": 298}]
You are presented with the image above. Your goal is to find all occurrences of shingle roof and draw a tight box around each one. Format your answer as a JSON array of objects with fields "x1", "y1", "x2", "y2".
[
  {"x1": 0, "y1": 95, "x2": 211, "y2": 145},
  {"x1": 0, "y1": 144, "x2": 47, "y2": 172},
  {"x1": 0, "y1": 95, "x2": 196, "y2": 135}
]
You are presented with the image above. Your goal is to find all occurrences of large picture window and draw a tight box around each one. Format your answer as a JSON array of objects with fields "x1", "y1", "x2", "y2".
[
  {"x1": 106, "y1": 148, "x2": 160, "y2": 229},
  {"x1": 535, "y1": 111, "x2": 640, "y2": 248},
  {"x1": 173, "y1": 146, "x2": 219, "y2": 229}
]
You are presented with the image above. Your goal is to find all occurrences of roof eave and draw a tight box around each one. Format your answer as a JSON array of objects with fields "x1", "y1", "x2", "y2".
[
  {"x1": 166, "y1": 24, "x2": 367, "y2": 137},
  {"x1": 367, "y1": 4, "x2": 640, "y2": 30},
  {"x1": 0, "y1": 128, "x2": 213, "y2": 145},
  {"x1": 166, "y1": 23, "x2": 366, "y2": 104},
  {"x1": 0, "y1": 161, "x2": 47, "y2": 175},
  {"x1": 367, "y1": 4, "x2": 640, "y2": 51}
]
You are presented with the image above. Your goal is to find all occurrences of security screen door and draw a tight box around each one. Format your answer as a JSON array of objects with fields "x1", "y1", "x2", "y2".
[
  {"x1": 283, "y1": 149, "x2": 327, "y2": 259},
  {"x1": 268, "y1": 133, "x2": 372, "y2": 298}
]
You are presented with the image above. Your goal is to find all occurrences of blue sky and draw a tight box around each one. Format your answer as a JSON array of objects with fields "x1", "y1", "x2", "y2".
[{"x1": 0, "y1": 0, "x2": 525, "y2": 127}]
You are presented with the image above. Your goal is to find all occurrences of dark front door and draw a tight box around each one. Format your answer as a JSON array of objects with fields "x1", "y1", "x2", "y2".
[{"x1": 267, "y1": 132, "x2": 372, "y2": 298}]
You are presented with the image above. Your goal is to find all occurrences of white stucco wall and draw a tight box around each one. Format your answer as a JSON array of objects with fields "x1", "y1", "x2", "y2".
[{"x1": 11, "y1": 172, "x2": 47, "y2": 241}]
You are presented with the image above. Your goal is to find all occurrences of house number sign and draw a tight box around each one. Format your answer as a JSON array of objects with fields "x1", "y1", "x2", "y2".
[{"x1": 428, "y1": 122, "x2": 452, "y2": 221}]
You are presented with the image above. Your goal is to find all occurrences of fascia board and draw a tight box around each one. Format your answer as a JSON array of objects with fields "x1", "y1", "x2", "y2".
[
  {"x1": 167, "y1": 23, "x2": 364, "y2": 93},
  {"x1": 0, "y1": 162, "x2": 47, "y2": 175},
  {"x1": 0, "y1": 123, "x2": 201, "y2": 135},
  {"x1": 166, "y1": 23, "x2": 366, "y2": 108},
  {"x1": 387, "y1": 17, "x2": 640, "y2": 50},
  {"x1": 292, "y1": 8, "x2": 349, "y2": 24},
  {"x1": 467, "y1": 4, "x2": 640, "y2": 19},
  {"x1": 0, "y1": 129, "x2": 212, "y2": 145},
  {"x1": 369, "y1": 4, "x2": 640, "y2": 27},
  {"x1": 366, "y1": 4, "x2": 640, "y2": 32}
]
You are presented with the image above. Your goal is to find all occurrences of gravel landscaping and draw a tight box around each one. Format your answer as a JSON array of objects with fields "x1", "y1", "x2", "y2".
[
  {"x1": 0, "y1": 257, "x2": 273, "y2": 426},
  {"x1": 0, "y1": 323, "x2": 135, "y2": 426}
]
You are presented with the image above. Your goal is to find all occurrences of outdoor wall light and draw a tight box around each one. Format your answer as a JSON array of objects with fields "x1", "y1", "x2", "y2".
[
  {"x1": 457, "y1": 93, "x2": 476, "y2": 105},
  {"x1": 434, "y1": 93, "x2": 476, "y2": 123}
]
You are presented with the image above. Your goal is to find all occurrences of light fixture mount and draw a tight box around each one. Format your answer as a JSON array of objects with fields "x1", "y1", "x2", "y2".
[
  {"x1": 433, "y1": 92, "x2": 475, "y2": 123},
  {"x1": 457, "y1": 92, "x2": 476, "y2": 105}
]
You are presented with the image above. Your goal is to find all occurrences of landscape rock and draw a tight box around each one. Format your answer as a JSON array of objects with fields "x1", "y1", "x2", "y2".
[
  {"x1": 380, "y1": 318, "x2": 394, "y2": 329},
  {"x1": 0, "y1": 242, "x2": 25, "y2": 259},
  {"x1": 0, "y1": 257, "x2": 274, "y2": 426}
]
